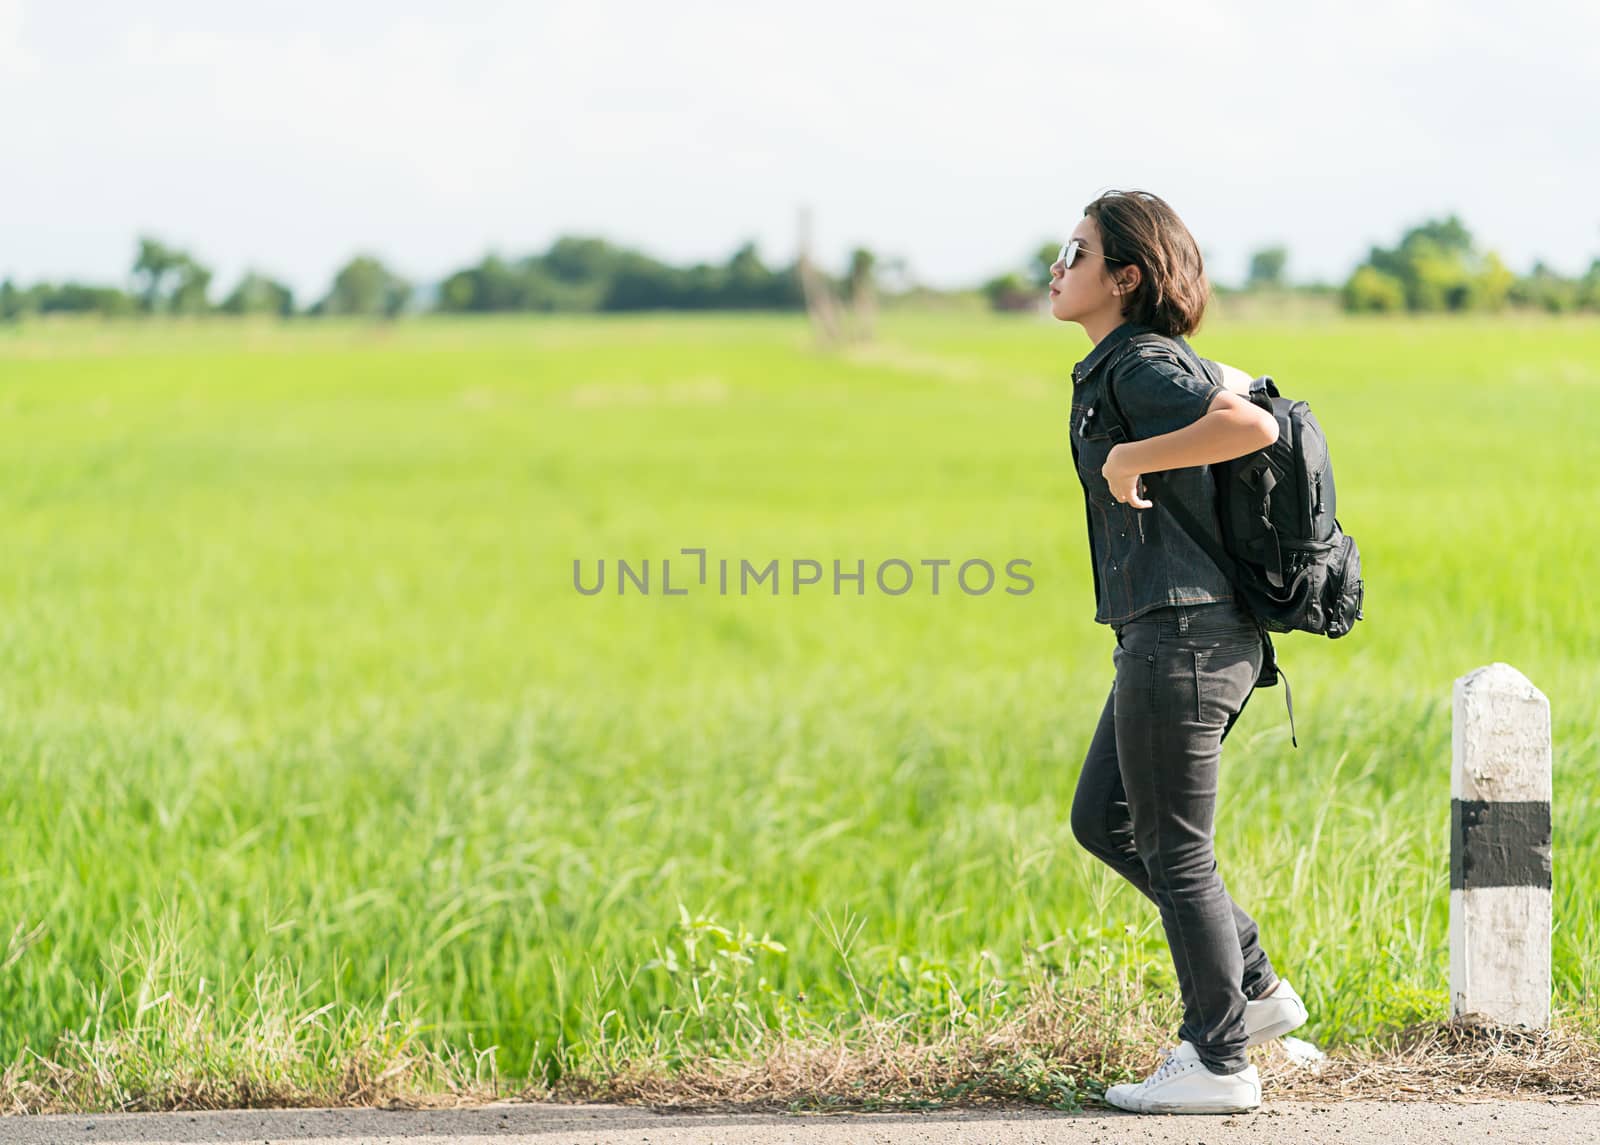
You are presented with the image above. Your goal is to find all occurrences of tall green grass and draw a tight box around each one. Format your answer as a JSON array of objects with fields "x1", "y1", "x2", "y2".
[{"x1": 0, "y1": 312, "x2": 1596, "y2": 1106}]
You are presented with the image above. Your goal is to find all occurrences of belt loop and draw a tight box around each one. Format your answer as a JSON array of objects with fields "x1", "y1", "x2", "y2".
[{"x1": 1177, "y1": 602, "x2": 1190, "y2": 633}]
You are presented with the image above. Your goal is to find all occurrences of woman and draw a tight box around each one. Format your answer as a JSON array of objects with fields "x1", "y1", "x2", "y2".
[{"x1": 1050, "y1": 189, "x2": 1309, "y2": 1115}]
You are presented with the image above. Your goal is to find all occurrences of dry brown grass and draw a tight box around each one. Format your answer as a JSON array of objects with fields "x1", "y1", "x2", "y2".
[
  {"x1": 7, "y1": 978, "x2": 1594, "y2": 1115},
  {"x1": 539, "y1": 985, "x2": 1600, "y2": 1114},
  {"x1": 1260, "y1": 1016, "x2": 1600, "y2": 1104}
]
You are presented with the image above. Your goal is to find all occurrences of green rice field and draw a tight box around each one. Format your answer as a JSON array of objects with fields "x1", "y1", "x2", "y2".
[{"x1": 0, "y1": 310, "x2": 1596, "y2": 1107}]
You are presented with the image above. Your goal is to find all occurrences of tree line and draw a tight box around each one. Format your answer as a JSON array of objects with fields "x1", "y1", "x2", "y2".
[
  {"x1": 1, "y1": 237, "x2": 416, "y2": 320},
  {"x1": 0, "y1": 235, "x2": 829, "y2": 321},
  {"x1": 6, "y1": 216, "x2": 1600, "y2": 320},
  {"x1": 1339, "y1": 216, "x2": 1600, "y2": 313}
]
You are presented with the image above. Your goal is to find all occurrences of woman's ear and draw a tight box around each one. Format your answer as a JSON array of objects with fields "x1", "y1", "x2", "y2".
[{"x1": 1115, "y1": 264, "x2": 1142, "y2": 297}]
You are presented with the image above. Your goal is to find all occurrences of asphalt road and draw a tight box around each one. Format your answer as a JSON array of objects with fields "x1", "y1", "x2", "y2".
[{"x1": 0, "y1": 1098, "x2": 1593, "y2": 1144}]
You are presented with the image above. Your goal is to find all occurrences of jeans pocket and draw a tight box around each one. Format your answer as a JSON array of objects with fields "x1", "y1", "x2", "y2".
[
  {"x1": 1193, "y1": 642, "x2": 1263, "y2": 728},
  {"x1": 1113, "y1": 622, "x2": 1163, "y2": 713},
  {"x1": 1115, "y1": 621, "x2": 1158, "y2": 661}
]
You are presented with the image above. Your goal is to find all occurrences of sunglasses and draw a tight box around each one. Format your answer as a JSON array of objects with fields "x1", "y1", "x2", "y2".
[{"x1": 1054, "y1": 238, "x2": 1128, "y2": 270}]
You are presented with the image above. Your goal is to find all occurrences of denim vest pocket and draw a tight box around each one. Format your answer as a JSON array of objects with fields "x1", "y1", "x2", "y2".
[{"x1": 1073, "y1": 400, "x2": 1125, "y2": 485}]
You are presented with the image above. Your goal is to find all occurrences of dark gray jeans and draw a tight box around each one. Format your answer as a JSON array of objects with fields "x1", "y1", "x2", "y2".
[{"x1": 1070, "y1": 598, "x2": 1280, "y2": 1075}]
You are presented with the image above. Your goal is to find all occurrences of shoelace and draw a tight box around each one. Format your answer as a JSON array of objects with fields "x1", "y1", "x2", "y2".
[{"x1": 1146, "y1": 1044, "x2": 1189, "y2": 1085}]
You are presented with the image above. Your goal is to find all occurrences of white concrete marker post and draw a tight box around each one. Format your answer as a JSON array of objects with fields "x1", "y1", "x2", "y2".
[{"x1": 1449, "y1": 663, "x2": 1553, "y2": 1028}]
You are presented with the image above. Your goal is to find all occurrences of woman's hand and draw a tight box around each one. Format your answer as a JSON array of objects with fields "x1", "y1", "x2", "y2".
[
  {"x1": 1101, "y1": 393, "x2": 1277, "y2": 502},
  {"x1": 1102, "y1": 445, "x2": 1152, "y2": 509}
]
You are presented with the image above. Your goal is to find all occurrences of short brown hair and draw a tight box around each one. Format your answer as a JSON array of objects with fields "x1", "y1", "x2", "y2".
[{"x1": 1082, "y1": 189, "x2": 1209, "y2": 337}]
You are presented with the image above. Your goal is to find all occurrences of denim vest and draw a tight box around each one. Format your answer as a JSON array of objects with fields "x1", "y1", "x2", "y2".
[{"x1": 1068, "y1": 320, "x2": 1237, "y2": 626}]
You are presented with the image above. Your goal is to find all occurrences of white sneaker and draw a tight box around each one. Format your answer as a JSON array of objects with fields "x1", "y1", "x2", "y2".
[
  {"x1": 1103, "y1": 1040, "x2": 1261, "y2": 1114},
  {"x1": 1243, "y1": 978, "x2": 1309, "y2": 1047}
]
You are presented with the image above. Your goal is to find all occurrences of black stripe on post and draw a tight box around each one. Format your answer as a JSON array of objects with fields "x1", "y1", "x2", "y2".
[{"x1": 1450, "y1": 799, "x2": 1553, "y2": 890}]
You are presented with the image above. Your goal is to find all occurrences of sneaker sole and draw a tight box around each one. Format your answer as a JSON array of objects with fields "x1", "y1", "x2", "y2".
[
  {"x1": 1243, "y1": 1001, "x2": 1309, "y2": 1047},
  {"x1": 1116, "y1": 1095, "x2": 1262, "y2": 1115}
]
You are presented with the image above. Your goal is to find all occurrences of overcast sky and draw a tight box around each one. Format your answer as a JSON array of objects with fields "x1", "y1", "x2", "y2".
[{"x1": 3, "y1": 0, "x2": 1596, "y2": 299}]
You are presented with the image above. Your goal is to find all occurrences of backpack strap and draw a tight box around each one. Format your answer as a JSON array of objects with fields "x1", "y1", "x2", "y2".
[{"x1": 1244, "y1": 465, "x2": 1288, "y2": 589}]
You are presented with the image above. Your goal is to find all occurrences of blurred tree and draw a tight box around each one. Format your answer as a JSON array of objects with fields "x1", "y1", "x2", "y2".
[
  {"x1": 1344, "y1": 215, "x2": 1515, "y2": 313},
  {"x1": 133, "y1": 235, "x2": 212, "y2": 314},
  {"x1": 601, "y1": 253, "x2": 692, "y2": 311},
  {"x1": 1473, "y1": 251, "x2": 1516, "y2": 312},
  {"x1": 846, "y1": 247, "x2": 876, "y2": 341},
  {"x1": 679, "y1": 262, "x2": 724, "y2": 309},
  {"x1": 1508, "y1": 260, "x2": 1579, "y2": 313},
  {"x1": 724, "y1": 241, "x2": 766, "y2": 302},
  {"x1": 1405, "y1": 216, "x2": 1475, "y2": 254},
  {"x1": 983, "y1": 243, "x2": 1058, "y2": 311},
  {"x1": 721, "y1": 240, "x2": 803, "y2": 310},
  {"x1": 982, "y1": 272, "x2": 1038, "y2": 312},
  {"x1": 435, "y1": 235, "x2": 805, "y2": 314},
  {"x1": 3, "y1": 281, "x2": 137, "y2": 316},
  {"x1": 847, "y1": 248, "x2": 876, "y2": 298},
  {"x1": 170, "y1": 261, "x2": 213, "y2": 315},
  {"x1": 472, "y1": 255, "x2": 530, "y2": 310},
  {"x1": 437, "y1": 254, "x2": 526, "y2": 312},
  {"x1": 1246, "y1": 246, "x2": 1289, "y2": 289},
  {"x1": 1342, "y1": 266, "x2": 1406, "y2": 312},
  {"x1": 316, "y1": 255, "x2": 411, "y2": 318},
  {"x1": 1579, "y1": 259, "x2": 1600, "y2": 310},
  {"x1": 221, "y1": 272, "x2": 295, "y2": 317},
  {"x1": 544, "y1": 236, "x2": 624, "y2": 284},
  {"x1": 54, "y1": 283, "x2": 138, "y2": 315},
  {"x1": 1031, "y1": 241, "x2": 1061, "y2": 289},
  {"x1": 133, "y1": 236, "x2": 183, "y2": 311},
  {"x1": 1405, "y1": 236, "x2": 1470, "y2": 309},
  {"x1": 0, "y1": 278, "x2": 22, "y2": 320}
]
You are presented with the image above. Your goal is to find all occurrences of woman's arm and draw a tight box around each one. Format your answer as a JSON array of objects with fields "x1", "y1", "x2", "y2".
[{"x1": 1101, "y1": 391, "x2": 1277, "y2": 508}]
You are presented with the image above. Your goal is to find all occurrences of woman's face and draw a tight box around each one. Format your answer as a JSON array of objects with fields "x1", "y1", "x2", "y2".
[{"x1": 1048, "y1": 216, "x2": 1125, "y2": 325}]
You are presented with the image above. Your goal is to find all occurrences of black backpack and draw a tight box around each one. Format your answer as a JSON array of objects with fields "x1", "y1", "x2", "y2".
[{"x1": 1101, "y1": 333, "x2": 1367, "y2": 746}]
